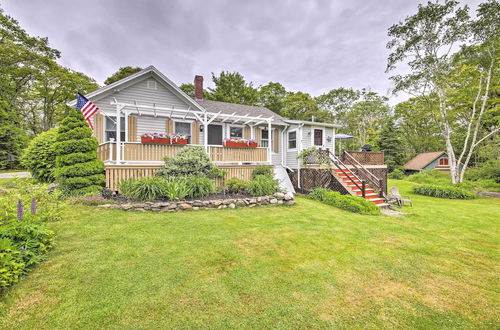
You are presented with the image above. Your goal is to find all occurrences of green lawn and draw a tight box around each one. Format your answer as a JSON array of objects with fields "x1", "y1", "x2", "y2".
[{"x1": 0, "y1": 180, "x2": 499, "y2": 328}]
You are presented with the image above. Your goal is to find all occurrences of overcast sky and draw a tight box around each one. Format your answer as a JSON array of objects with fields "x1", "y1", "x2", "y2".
[{"x1": 2, "y1": 0, "x2": 481, "y2": 103}]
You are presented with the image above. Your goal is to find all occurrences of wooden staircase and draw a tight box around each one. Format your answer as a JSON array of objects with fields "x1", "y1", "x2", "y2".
[{"x1": 332, "y1": 169, "x2": 387, "y2": 207}]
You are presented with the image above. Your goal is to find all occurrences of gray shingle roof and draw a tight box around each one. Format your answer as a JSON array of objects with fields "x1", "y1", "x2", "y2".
[{"x1": 195, "y1": 99, "x2": 287, "y2": 125}]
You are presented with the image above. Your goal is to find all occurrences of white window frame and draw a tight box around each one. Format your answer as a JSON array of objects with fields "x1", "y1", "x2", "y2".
[
  {"x1": 173, "y1": 119, "x2": 193, "y2": 143},
  {"x1": 261, "y1": 128, "x2": 269, "y2": 148},
  {"x1": 288, "y1": 129, "x2": 298, "y2": 150},
  {"x1": 311, "y1": 127, "x2": 325, "y2": 148},
  {"x1": 104, "y1": 116, "x2": 125, "y2": 142},
  {"x1": 227, "y1": 124, "x2": 244, "y2": 139}
]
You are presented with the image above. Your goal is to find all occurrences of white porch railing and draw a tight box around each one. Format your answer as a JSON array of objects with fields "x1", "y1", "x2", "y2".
[{"x1": 97, "y1": 142, "x2": 269, "y2": 164}]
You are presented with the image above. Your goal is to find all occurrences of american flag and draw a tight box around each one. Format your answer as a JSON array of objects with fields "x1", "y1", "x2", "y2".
[{"x1": 75, "y1": 93, "x2": 99, "y2": 129}]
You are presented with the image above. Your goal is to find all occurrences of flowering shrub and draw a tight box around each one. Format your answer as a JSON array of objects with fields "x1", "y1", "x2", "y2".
[
  {"x1": 223, "y1": 138, "x2": 256, "y2": 144},
  {"x1": 140, "y1": 133, "x2": 188, "y2": 139}
]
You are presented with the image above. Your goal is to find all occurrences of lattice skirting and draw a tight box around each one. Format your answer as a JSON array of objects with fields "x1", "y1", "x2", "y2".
[{"x1": 288, "y1": 168, "x2": 350, "y2": 195}]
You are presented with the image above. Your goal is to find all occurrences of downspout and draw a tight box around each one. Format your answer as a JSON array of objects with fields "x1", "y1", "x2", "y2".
[{"x1": 297, "y1": 123, "x2": 305, "y2": 189}]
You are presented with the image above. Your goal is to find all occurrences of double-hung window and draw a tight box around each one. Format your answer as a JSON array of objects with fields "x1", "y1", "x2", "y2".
[
  {"x1": 105, "y1": 116, "x2": 125, "y2": 142},
  {"x1": 229, "y1": 126, "x2": 243, "y2": 139},
  {"x1": 261, "y1": 129, "x2": 269, "y2": 147},
  {"x1": 288, "y1": 131, "x2": 297, "y2": 149},
  {"x1": 174, "y1": 121, "x2": 191, "y2": 143}
]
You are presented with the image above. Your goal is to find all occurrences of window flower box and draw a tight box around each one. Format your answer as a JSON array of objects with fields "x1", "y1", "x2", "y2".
[
  {"x1": 168, "y1": 137, "x2": 188, "y2": 145},
  {"x1": 140, "y1": 133, "x2": 188, "y2": 145},
  {"x1": 223, "y1": 138, "x2": 258, "y2": 148},
  {"x1": 141, "y1": 136, "x2": 155, "y2": 143}
]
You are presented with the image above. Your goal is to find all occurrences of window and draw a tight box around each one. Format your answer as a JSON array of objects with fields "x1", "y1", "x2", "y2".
[
  {"x1": 147, "y1": 79, "x2": 157, "y2": 89},
  {"x1": 105, "y1": 117, "x2": 125, "y2": 142},
  {"x1": 175, "y1": 121, "x2": 191, "y2": 143},
  {"x1": 288, "y1": 131, "x2": 297, "y2": 149},
  {"x1": 313, "y1": 129, "x2": 323, "y2": 146},
  {"x1": 261, "y1": 129, "x2": 269, "y2": 147},
  {"x1": 229, "y1": 126, "x2": 243, "y2": 139}
]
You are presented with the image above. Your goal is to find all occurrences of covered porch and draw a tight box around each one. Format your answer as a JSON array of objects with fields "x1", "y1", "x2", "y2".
[{"x1": 95, "y1": 98, "x2": 276, "y2": 165}]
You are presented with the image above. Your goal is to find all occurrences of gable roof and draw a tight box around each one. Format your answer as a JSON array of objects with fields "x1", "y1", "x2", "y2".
[
  {"x1": 67, "y1": 65, "x2": 206, "y2": 112},
  {"x1": 404, "y1": 152, "x2": 446, "y2": 170},
  {"x1": 196, "y1": 99, "x2": 288, "y2": 125}
]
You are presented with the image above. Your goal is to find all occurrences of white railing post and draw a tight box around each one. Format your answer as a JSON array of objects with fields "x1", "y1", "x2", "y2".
[
  {"x1": 109, "y1": 139, "x2": 114, "y2": 162},
  {"x1": 267, "y1": 119, "x2": 272, "y2": 163},
  {"x1": 115, "y1": 104, "x2": 121, "y2": 164}
]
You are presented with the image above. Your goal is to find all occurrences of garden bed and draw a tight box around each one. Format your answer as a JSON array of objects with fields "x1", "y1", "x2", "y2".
[{"x1": 98, "y1": 192, "x2": 295, "y2": 212}]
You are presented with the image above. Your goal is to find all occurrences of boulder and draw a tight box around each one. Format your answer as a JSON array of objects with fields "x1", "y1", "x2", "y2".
[{"x1": 179, "y1": 203, "x2": 192, "y2": 210}]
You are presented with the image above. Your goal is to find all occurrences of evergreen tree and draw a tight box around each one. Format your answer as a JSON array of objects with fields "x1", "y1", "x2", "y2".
[
  {"x1": 53, "y1": 109, "x2": 105, "y2": 195},
  {"x1": 377, "y1": 119, "x2": 405, "y2": 171}
]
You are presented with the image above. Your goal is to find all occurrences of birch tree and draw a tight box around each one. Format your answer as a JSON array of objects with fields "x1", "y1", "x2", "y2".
[{"x1": 386, "y1": 0, "x2": 498, "y2": 184}]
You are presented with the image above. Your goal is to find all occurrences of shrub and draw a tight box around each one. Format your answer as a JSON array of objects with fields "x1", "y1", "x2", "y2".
[
  {"x1": 21, "y1": 128, "x2": 58, "y2": 183},
  {"x1": 406, "y1": 170, "x2": 451, "y2": 185},
  {"x1": 185, "y1": 176, "x2": 215, "y2": 198},
  {"x1": 251, "y1": 166, "x2": 273, "y2": 179},
  {"x1": 388, "y1": 168, "x2": 405, "y2": 180},
  {"x1": 225, "y1": 178, "x2": 247, "y2": 194},
  {"x1": 53, "y1": 109, "x2": 104, "y2": 196},
  {"x1": 246, "y1": 175, "x2": 279, "y2": 196},
  {"x1": 412, "y1": 184, "x2": 476, "y2": 199},
  {"x1": 118, "y1": 178, "x2": 138, "y2": 199},
  {"x1": 308, "y1": 189, "x2": 380, "y2": 215},
  {"x1": 465, "y1": 160, "x2": 500, "y2": 184},
  {"x1": 0, "y1": 221, "x2": 55, "y2": 289},
  {"x1": 309, "y1": 187, "x2": 330, "y2": 201},
  {"x1": 156, "y1": 146, "x2": 223, "y2": 179}
]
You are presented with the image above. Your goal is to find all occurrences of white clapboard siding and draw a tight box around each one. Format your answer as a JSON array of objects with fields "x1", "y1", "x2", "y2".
[{"x1": 136, "y1": 116, "x2": 167, "y2": 140}]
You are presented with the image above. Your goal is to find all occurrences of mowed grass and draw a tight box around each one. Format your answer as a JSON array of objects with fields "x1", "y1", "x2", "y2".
[{"x1": 0, "y1": 180, "x2": 499, "y2": 328}]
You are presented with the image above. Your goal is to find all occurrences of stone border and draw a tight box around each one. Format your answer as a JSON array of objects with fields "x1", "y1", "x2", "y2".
[{"x1": 98, "y1": 192, "x2": 295, "y2": 212}]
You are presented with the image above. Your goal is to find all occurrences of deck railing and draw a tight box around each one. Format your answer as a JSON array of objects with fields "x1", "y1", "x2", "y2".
[
  {"x1": 340, "y1": 151, "x2": 384, "y2": 165},
  {"x1": 97, "y1": 142, "x2": 268, "y2": 163}
]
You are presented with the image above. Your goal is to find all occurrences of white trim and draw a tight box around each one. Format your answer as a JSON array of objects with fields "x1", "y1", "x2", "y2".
[
  {"x1": 173, "y1": 119, "x2": 193, "y2": 142},
  {"x1": 287, "y1": 129, "x2": 298, "y2": 151}
]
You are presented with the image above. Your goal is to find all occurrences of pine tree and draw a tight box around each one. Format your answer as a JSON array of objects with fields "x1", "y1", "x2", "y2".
[
  {"x1": 377, "y1": 119, "x2": 405, "y2": 172},
  {"x1": 53, "y1": 109, "x2": 105, "y2": 195}
]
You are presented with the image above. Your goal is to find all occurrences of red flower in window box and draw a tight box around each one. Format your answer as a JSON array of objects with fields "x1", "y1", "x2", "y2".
[{"x1": 223, "y1": 138, "x2": 258, "y2": 148}]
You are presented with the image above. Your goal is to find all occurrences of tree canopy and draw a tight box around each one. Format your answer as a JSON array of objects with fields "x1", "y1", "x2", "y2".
[{"x1": 104, "y1": 66, "x2": 143, "y2": 85}]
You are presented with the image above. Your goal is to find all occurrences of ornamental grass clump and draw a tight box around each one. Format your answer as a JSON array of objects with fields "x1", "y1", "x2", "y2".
[{"x1": 53, "y1": 109, "x2": 105, "y2": 196}]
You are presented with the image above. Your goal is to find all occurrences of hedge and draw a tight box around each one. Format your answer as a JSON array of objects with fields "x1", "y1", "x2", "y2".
[
  {"x1": 412, "y1": 184, "x2": 476, "y2": 199},
  {"x1": 20, "y1": 128, "x2": 58, "y2": 183},
  {"x1": 309, "y1": 188, "x2": 380, "y2": 215}
]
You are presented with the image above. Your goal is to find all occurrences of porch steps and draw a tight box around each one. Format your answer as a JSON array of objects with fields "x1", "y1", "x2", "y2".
[
  {"x1": 332, "y1": 169, "x2": 386, "y2": 207},
  {"x1": 273, "y1": 165, "x2": 295, "y2": 194}
]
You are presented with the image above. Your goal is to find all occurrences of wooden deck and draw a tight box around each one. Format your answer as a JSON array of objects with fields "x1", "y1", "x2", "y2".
[{"x1": 97, "y1": 142, "x2": 268, "y2": 164}]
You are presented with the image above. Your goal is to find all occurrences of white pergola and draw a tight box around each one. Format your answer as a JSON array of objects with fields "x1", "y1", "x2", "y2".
[{"x1": 108, "y1": 99, "x2": 274, "y2": 164}]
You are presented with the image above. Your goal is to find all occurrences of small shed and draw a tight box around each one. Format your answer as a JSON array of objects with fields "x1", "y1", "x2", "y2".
[{"x1": 404, "y1": 152, "x2": 450, "y2": 174}]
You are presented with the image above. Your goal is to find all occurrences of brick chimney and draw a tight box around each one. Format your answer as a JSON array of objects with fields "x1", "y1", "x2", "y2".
[{"x1": 194, "y1": 75, "x2": 204, "y2": 100}]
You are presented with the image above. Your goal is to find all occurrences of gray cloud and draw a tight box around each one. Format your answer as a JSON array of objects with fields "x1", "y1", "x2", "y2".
[{"x1": 2, "y1": 0, "x2": 482, "y2": 103}]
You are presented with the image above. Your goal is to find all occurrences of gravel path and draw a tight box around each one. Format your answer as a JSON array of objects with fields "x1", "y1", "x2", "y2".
[{"x1": 0, "y1": 171, "x2": 31, "y2": 178}]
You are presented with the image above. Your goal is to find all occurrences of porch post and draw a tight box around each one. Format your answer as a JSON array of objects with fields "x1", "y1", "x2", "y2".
[
  {"x1": 204, "y1": 112, "x2": 208, "y2": 152},
  {"x1": 115, "y1": 104, "x2": 121, "y2": 164},
  {"x1": 267, "y1": 119, "x2": 272, "y2": 164}
]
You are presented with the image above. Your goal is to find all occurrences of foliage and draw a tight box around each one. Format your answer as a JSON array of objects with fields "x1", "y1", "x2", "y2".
[
  {"x1": 207, "y1": 71, "x2": 259, "y2": 105},
  {"x1": 156, "y1": 146, "x2": 223, "y2": 179},
  {"x1": 376, "y1": 119, "x2": 405, "y2": 171},
  {"x1": 412, "y1": 184, "x2": 476, "y2": 199},
  {"x1": 0, "y1": 221, "x2": 55, "y2": 289},
  {"x1": 258, "y1": 82, "x2": 289, "y2": 115},
  {"x1": 164, "y1": 178, "x2": 189, "y2": 200},
  {"x1": 117, "y1": 178, "x2": 138, "y2": 199},
  {"x1": 315, "y1": 87, "x2": 360, "y2": 126},
  {"x1": 388, "y1": 168, "x2": 405, "y2": 180},
  {"x1": 465, "y1": 160, "x2": 500, "y2": 183},
  {"x1": 225, "y1": 178, "x2": 247, "y2": 194},
  {"x1": 308, "y1": 188, "x2": 380, "y2": 215},
  {"x1": 185, "y1": 176, "x2": 215, "y2": 198},
  {"x1": 179, "y1": 83, "x2": 195, "y2": 98},
  {"x1": 407, "y1": 170, "x2": 453, "y2": 186},
  {"x1": 246, "y1": 175, "x2": 279, "y2": 196},
  {"x1": 53, "y1": 109, "x2": 105, "y2": 196},
  {"x1": 119, "y1": 177, "x2": 166, "y2": 201},
  {"x1": 251, "y1": 166, "x2": 273, "y2": 180},
  {"x1": 0, "y1": 179, "x2": 63, "y2": 224},
  {"x1": 104, "y1": 66, "x2": 143, "y2": 85},
  {"x1": 20, "y1": 128, "x2": 58, "y2": 183},
  {"x1": 281, "y1": 92, "x2": 331, "y2": 122}
]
